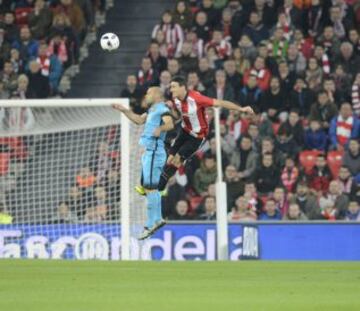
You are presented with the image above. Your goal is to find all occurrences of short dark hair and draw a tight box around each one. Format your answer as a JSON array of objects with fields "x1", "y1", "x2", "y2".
[{"x1": 171, "y1": 76, "x2": 187, "y2": 87}]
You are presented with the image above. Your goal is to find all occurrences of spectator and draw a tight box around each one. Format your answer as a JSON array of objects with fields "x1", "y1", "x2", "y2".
[
  {"x1": 184, "y1": 29, "x2": 204, "y2": 58},
  {"x1": 200, "y1": 0, "x2": 220, "y2": 28},
  {"x1": 153, "y1": 29, "x2": 170, "y2": 58},
  {"x1": 243, "y1": 181, "x2": 263, "y2": 214},
  {"x1": 242, "y1": 11, "x2": 269, "y2": 46},
  {"x1": 283, "y1": 203, "x2": 308, "y2": 221},
  {"x1": 304, "y1": 119, "x2": 328, "y2": 151},
  {"x1": 137, "y1": 57, "x2": 157, "y2": 89},
  {"x1": 310, "y1": 90, "x2": 338, "y2": 130},
  {"x1": 249, "y1": 0, "x2": 276, "y2": 28},
  {"x1": 335, "y1": 41, "x2": 360, "y2": 79},
  {"x1": 258, "y1": 198, "x2": 282, "y2": 221},
  {"x1": 260, "y1": 136, "x2": 285, "y2": 168},
  {"x1": 243, "y1": 56, "x2": 271, "y2": 91},
  {"x1": 286, "y1": 43, "x2": 307, "y2": 75},
  {"x1": 177, "y1": 42, "x2": 198, "y2": 75},
  {"x1": 259, "y1": 76, "x2": 288, "y2": 120},
  {"x1": 167, "y1": 58, "x2": 183, "y2": 77},
  {"x1": 47, "y1": 30, "x2": 69, "y2": 66},
  {"x1": 171, "y1": 200, "x2": 193, "y2": 220},
  {"x1": 277, "y1": 61, "x2": 296, "y2": 96},
  {"x1": 238, "y1": 74, "x2": 261, "y2": 112},
  {"x1": 12, "y1": 25, "x2": 38, "y2": 64},
  {"x1": 162, "y1": 175, "x2": 187, "y2": 218},
  {"x1": 318, "y1": 26, "x2": 341, "y2": 59},
  {"x1": 198, "y1": 195, "x2": 216, "y2": 220},
  {"x1": 343, "y1": 139, "x2": 360, "y2": 176},
  {"x1": 219, "y1": 7, "x2": 232, "y2": 40},
  {"x1": 228, "y1": 195, "x2": 257, "y2": 221},
  {"x1": 187, "y1": 71, "x2": 205, "y2": 92},
  {"x1": 193, "y1": 153, "x2": 217, "y2": 196},
  {"x1": 337, "y1": 166, "x2": 356, "y2": 197},
  {"x1": 281, "y1": 156, "x2": 299, "y2": 193},
  {"x1": 267, "y1": 27, "x2": 289, "y2": 61},
  {"x1": 89, "y1": 141, "x2": 111, "y2": 184},
  {"x1": 331, "y1": 64, "x2": 352, "y2": 104},
  {"x1": 204, "y1": 29, "x2": 232, "y2": 60},
  {"x1": 2, "y1": 12, "x2": 19, "y2": 44},
  {"x1": 329, "y1": 102, "x2": 360, "y2": 150},
  {"x1": 292, "y1": 182, "x2": 320, "y2": 219},
  {"x1": 289, "y1": 78, "x2": 315, "y2": 117},
  {"x1": 147, "y1": 41, "x2": 168, "y2": 74},
  {"x1": 27, "y1": 60, "x2": 50, "y2": 98},
  {"x1": 230, "y1": 135, "x2": 258, "y2": 180},
  {"x1": 322, "y1": 180, "x2": 349, "y2": 219},
  {"x1": 192, "y1": 10, "x2": 211, "y2": 43},
  {"x1": 224, "y1": 164, "x2": 244, "y2": 211},
  {"x1": 307, "y1": 153, "x2": 332, "y2": 195},
  {"x1": 345, "y1": 201, "x2": 360, "y2": 221},
  {"x1": 275, "y1": 125, "x2": 300, "y2": 157},
  {"x1": 273, "y1": 186, "x2": 290, "y2": 216},
  {"x1": 228, "y1": 0, "x2": 247, "y2": 45},
  {"x1": 9, "y1": 48, "x2": 24, "y2": 74},
  {"x1": 238, "y1": 34, "x2": 257, "y2": 61},
  {"x1": 1, "y1": 61, "x2": 18, "y2": 93},
  {"x1": 253, "y1": 153, "x2": 280, "y2": 195},
  {"x1": 305, "y1": 57, "x2": 323, "y2": 91},
  {"x1": 52, "y1": 201, "x2": 78, "y2": 223},
  {"x1": 160, "y1": 70, "x2": 173, "y2": 96},
  {"x1": 28, "y1": 0, "x2": 53, "y2": 39},
  {"x1": 197, "y1": 57, "x2": 215, "y2": 89},
  {"x1": 233, "y1": 47, "x2": 251, "y2": 75},
  {"x1": 223, "y1": 59, "x2": 242, "y2": 94},
  {"x1": 76, "y1": 166, "x2": 96, "y2": 190},
  {"x1": 279, "y1": 110, "x2": 304, "y2": 147},
  {"x1": 151, "y1": 10, "x2": 184, "y2": 58},
  {"x1": 173, "y1": 0, "x2": 193, "y2": 30},
  {"x1": 53, "y1": 0, "x2": 86, "y2": 36},
  {"x1": 121, "y1": 75, "x2": 145, "y2": 114}
]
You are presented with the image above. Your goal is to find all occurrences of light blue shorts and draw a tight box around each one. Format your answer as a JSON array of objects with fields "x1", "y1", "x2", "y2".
[{"x1": 141, "y1": 148, "x2": 167, "y2": 189}]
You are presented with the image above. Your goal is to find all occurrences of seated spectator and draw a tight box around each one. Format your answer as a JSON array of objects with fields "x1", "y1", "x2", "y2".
[
  {"x1": 171, "y1": 200, "x2": 193, "y2": 220},
  {"x1": 242, "y1": 11, "x2": 269, "y2": 46},
  {"x1": 345, "y1": 201, "x2": 360, "y2": 221},
  {"x1": 228, "y1": 195, "x2": 257, "y2": 221},
  {"x1": 47, "y1": 30, "x2": 69, "y2": 65},
  {"x1": 192, "y1": 10, "x2": 211, "y2": 43},
  {"x1": 27, "y1": 60, "x2": 50, "y2": 98},
  {"x1": 147, "y1": 41, "x2": 167, "y2": 74},
  {"x1": 153, "y1": 29, "x2": 170, "y2": 58},
  {"x1": 151, "y1": 10, "x2": 184, "y2": 58},
  {"x1": 76, "y1": 166, "x2": 96, "y2": 190},
  {"x1": 12, "y1": 25, "x2": 38, "y2": 64},
  {"x1": 335, "y1": 41, "x2": 360, "y2": 79},
  {"x1": 278, "y1": 110, "x2": 304, "y2": 147},
  {"x1": 277, "y1": 61, "x2": 296, "y2": 96},
  {"x1": 238, "y1": 74, "x2": 262, "y2": 113},
  {"x1": 258, "y1": 198, "x2": 282, "y2": 221},
  {"x1": 259, "y1": 76, "x2": 288, "y2": 121},
  {"x1": 223, "y1": 59, "x2": 242, "y2": 93},
  {"x1": 305, "y1": 57, "x2": 323, "y2": 91},
  {"x1": 309, "y1": 90, "x2": 338, "y2": 130},
  {"x1": 323, "y1": 78, "x2": 342, "y2": 107},
  {"x1": 313, "y1": 45, "x2": 331, "y2": 77},
  {"x1": 1, "y1": 61, "x2": 18, "y2": 93},
  {"x1": 230, "y1": 135, "x2": 258, "y2": 180},
  {"x1": 198, "y1": 195, "x2": 216, "y2": 220},
  {"x1": 243, "y1": 56, "x2": 271, "y2": 91},
  {"x1": 286, "y1": 43, "x2": 306, "y2": 75},
  {"x1": 351, "y1": 72, "x2": 360, "y2": 117},
  {"x1": 317, "y1": 26, "x2": 340, "y2": 60},
  {"x1": 253, "y1": 153, "x2": 280, "y2": 195},
  {"x1": 52, "y1": 201, "x2": 78, "y2": 223},
  {"x1": 291, "y1": 182, "x2": 320, "y2": 219},
  {"x1": 204, "y1": 29, "x2": 232, "y2": 61},
  {"x1": 337, "y1": 166, "x2": 356, "y2": 197},
  {"x1": 13, "y1": 74, "x2": 36, "y2": 99},
  {"x1": 173, "y1": 0, "x2": 193, "y2": 31},
  {"x1": 137, "y1": 57, "x2": 158, "y2": 89},
  {"x1": 247, "y1": 123, "x2": 261, "y2": 152},
  {"x1": 267, "y1": 27, "x2": 289, "y2": 61},
  {"x1": 0, "y1": 202, "x2": 12, "y2": 224},
  {"x1": 243, "y1": 182, "x2": 263, "y2": 214},
  {"x1": 259, "y1": 136, "x2": 285, "y2": 168},
  {"x1": 329, "y1": 102, "x2": 360, "y2": 151},
  {"x1": 187, "y1": 71, "x2": 205, "y2": 92},
  {"x1": 321, "y1": 180, "x2": 349, "y2": 220},
  {"x1": 275, "y1": 126, "x2": 300, "y2": 157},
  {"x1": 193, "y1": 153, "x2": 217, "y2": 196},
  {"x1": 307, "y1": 153, "x2": 332, "y2": 195},
  {"x1": 9, "y1": 48, "x2": 24, "y2": 74},
  {"x1": 332, "y1": 64, "x2": 352, "y2": 103},
  {"x1": 283, "y1": 203, "x2": 308, "y2": 221},
  {"x1": 162, "y1": 174, "x2": 187, "y2": 218},
  {"x1": 160, "y1": 70, "x2": 173, "y2": 97},
  {"x1": 228, "y1": 0, "x2": 247, "y2": 45},
  {"x1": 288, "y1": 78, "x2": 315, "y2": 117},
  {"x1": 224, "y1": 164, "x2": 244, "y2": 211},
  {"x1": 36, "y1": 42, "x2": 63, "y2": 93},
  {"x1": 121, "y1": 75, "x2": 145, "y2": 114},
  {"x1": 281, "y1": 156, "x2": 299, "y2": 193},
  {"x1": 177, "y1": 42, "x2": 198, "y2": 75},
  {"x1": 28, "y1": 0, "x2": 53, "y2": 39},
  {"x1": 3, "y1": 12, "x2": 19, "y2": 44},
  {"x1": 197, "y1": 57, "x2": 214, "y2": 89},
  {"x1": 167, "y1": 58, "x2": 183, "y2": 77},
  {"x1": 238, "y1": 34, "x2": 257, "y2": 61},
  {"x1": 52, "y1": 0, "x2": 86, "y2": 36},
  {"x1": 184, "y1": 29, "x2": 204, "y2": 58},
  {"x1": 233, "y1": 47, "x2": 251, "y2": 75},
  {"x1": 219, "y1": 7, "x2": 232, "y2": 40},
  {"x1": 200, "y1": 0, "x2": 220, "y2": 28},
  {"x1": 343, "y1": 139, "x2": 360, "y2": 176},
  {"x1": 304, "y1": 119, "x2": 328, "y2": 151}
]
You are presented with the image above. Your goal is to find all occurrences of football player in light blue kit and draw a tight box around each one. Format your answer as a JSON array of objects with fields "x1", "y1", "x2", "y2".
[{"x1": 113, "y1": 87, "x2": 174, "y2": 240}]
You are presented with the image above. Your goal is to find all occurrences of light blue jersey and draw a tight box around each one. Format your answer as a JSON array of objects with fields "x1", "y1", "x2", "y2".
[
  {"x1": 139, "y1": 102, "x2": 170, "y2": 151},
  {"x1": 139, "y1": 102, "x2": 170, "y2": 190}
]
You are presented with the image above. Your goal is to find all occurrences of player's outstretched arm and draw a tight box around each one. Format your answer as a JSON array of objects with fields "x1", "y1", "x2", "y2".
[
  {"x1": 112, "y1": 104, "x2": 147, "y2": 125},
  {"x1": 213, "y1": 99, "x2": 254, "y2": 115}
]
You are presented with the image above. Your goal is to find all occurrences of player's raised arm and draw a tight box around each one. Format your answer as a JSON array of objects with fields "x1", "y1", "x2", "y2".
[
  {"x1": 213, "y1": 99, "x2": 254, "y2": 115},
  {"x1": 112, "y1": 104, "x2": 147, "y2": 125}
]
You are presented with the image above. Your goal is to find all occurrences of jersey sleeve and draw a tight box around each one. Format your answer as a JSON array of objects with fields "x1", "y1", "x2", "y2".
[{"x1": 194, "y1": 92, "x2": 215, "y2": 107}]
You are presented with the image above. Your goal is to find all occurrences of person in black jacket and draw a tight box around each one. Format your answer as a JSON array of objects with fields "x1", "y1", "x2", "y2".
[
  {"x1": 238, "y1": 74, "x2": 262, "y2": 113},
  {"x1": 120, "y1": 75, "x2": 145, "y2": 114},
  {"x1": 288, "y1": 78, "x2": 315, "y2": 117},
  {"x1": 27, "y1": 60, "x2": 50, "y2": 98},
  {"x1": 253, "y1": 153, "x2": 280, "y2": 195},
  {"x1": 278, "y1": 109, "x2": 304, "y2": 147}
]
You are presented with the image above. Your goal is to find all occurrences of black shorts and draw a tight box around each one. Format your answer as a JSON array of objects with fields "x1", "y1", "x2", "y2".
[{"x1": 169, "y1": 128, "x2": 205, "y2": 161}]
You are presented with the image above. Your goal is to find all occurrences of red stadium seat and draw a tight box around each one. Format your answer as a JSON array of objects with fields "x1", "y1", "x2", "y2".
[
  {"x1": 327, "y1": 150, "x2": 344, "y2": 178},
  {"x1": 0, "y1": 152, "x2": 10, "y2": 176},
  {"x1": 15, "y1": 7, "x2": 33, "y2": 26},
  {"x1": 299, "y1": 150, "x2": 322, "y2": 174}
]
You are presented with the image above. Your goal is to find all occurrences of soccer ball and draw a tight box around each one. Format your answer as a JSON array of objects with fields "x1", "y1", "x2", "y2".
[{"x1": 100, "y1": 33, "x2": 120, "y2": 51}]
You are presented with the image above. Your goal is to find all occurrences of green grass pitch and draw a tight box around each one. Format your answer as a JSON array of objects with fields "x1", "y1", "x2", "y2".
[{"x1": 1, "y1": 260, "x2": 359, "y2": 311}]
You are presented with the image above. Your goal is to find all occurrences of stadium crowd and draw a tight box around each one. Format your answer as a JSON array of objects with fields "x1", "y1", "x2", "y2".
[{"x1": 122, "y1": 0, "x2": 360, "y2": 222}]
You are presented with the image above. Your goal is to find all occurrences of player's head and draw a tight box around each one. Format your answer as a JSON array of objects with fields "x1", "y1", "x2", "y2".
[
  {"x1": 170, "y1": 76, "x2": 187, "y2": 99},
  {"x1": 144, "y1": 86, "x2": 164, "y2": 106}
]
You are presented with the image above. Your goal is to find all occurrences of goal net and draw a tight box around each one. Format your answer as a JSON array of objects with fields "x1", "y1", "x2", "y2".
[{"x1": 0, "y1": 99, "x2": 149, "y2": 260}]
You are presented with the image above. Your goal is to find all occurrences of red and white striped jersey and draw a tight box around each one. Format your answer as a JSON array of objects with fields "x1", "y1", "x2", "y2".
[{"x1": 172, "y1": 90, "x2": 214, "y2": 139}]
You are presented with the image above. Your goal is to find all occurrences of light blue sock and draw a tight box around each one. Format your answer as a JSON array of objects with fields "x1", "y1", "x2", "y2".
[
  {"x1": 153, "y1": 191, "x2": 162, "y2": 224},
  {"x1": 145, "y1": 191, "x2": 158, "y2": 228}
]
